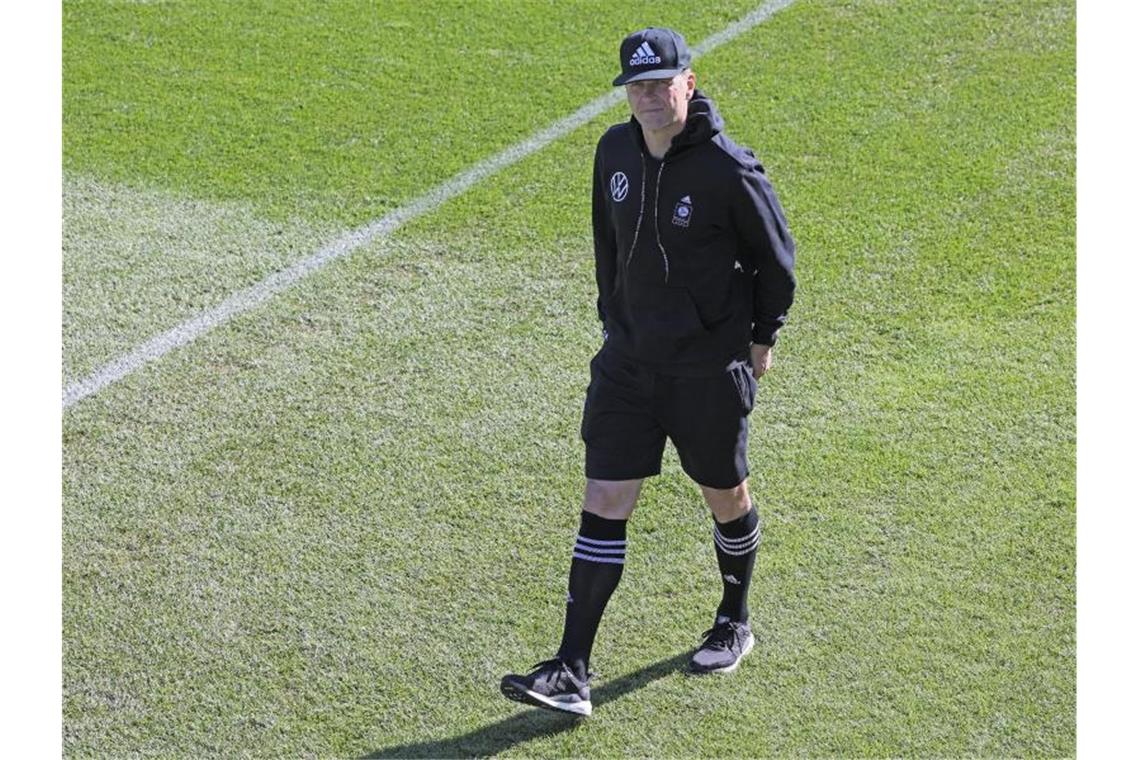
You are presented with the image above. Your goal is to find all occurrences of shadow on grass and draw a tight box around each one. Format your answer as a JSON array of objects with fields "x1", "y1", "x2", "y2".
[{"x1": 363, "y1": 651, "x2": 691, "y2": 758}]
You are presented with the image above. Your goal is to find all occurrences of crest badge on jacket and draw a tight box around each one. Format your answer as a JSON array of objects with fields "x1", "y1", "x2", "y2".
[{"x1": 672, "y1": 195, "x2": 693, "y2": 227}]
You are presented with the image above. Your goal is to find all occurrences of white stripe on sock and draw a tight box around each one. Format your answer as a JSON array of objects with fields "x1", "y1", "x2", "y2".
[
  {"x1": 713, "y1": 540, "x2": 758, "y2": 557},
  {"x1": 574, "y1": 543, "x2": 626, "y2": 556},
  {"x1": 575, "y1": 534, "x2": 627, "y2": 548},
  {"x1": 571, "y1": 552, "x2": 626, "y2": 565},
  {"x1": 714, "y1": 527, "x2": 760, "y2": 557},
  {"x1": 714, "y1": 523, "x2": 760, "y2": 547}
]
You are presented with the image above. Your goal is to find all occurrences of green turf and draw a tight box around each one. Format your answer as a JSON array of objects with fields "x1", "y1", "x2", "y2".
[
  {"x1": 62, "y1": 0, "x2": 764, "y2": 383},
  {"x1": 63, "y1": 0, "x2": 764, "y2": 226},
  {"x1": 63, "y1": 0, "x2": 1074, "y2": 756},
  {"x1": 62, "y1": 175, "x2": 340, "y2": 382}
]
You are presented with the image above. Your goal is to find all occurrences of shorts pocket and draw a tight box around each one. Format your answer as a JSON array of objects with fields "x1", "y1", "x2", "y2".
[{"x1": 729, "y1": 365, "x2": 757, "y2": 413}]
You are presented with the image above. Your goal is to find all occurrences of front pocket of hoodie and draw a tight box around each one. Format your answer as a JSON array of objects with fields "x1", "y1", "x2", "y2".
[
  {"x1": 664, "y1": 266, "x2": 735, "y2": 335},
  {"x1": 628, "y1": 286, "x2": 709, "y2": 356}
]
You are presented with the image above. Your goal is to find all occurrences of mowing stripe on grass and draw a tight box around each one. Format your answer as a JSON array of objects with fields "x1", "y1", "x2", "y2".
[{"x1": 62, "y1": 0, "x2": 796, "y2": 410}]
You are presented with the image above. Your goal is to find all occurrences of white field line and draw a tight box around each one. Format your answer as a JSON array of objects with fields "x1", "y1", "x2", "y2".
[{"x1": 63, "y1": 0, "x2": 796, "y2": 409}]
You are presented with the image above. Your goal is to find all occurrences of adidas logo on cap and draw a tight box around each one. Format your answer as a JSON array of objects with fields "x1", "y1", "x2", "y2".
[
  {"x1": 630, "y1": 42, "x2": 662, "y2": 66},
  {"x1": 613, "y1": 28, "x2": 691, "y2": 87}
]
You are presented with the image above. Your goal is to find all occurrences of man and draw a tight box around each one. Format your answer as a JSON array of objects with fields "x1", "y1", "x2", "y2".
[{"x1": 500, "y1": 27, "x2": 796, "y2": 717}]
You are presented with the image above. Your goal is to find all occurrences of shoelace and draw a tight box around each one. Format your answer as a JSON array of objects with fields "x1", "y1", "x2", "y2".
[
  {"x1": 699, "y1": 622, "x2": 742, "y2": 652},
  {"x1": 529, "y1": 658, "x2": 565, "y2": 673},
  {"x1": 529, "y1": 658, "x2": 593, "y2": 686}
]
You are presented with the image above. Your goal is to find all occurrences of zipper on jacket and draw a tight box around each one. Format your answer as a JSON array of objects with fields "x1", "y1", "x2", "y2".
[{"x1": 652, "y1": 160, "x2": 669, "y2": 283}]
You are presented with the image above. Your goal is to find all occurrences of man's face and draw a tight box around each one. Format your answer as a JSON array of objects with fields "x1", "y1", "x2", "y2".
[{"x1": 625, "y1": 71, "x2": 695, "y2": 132}]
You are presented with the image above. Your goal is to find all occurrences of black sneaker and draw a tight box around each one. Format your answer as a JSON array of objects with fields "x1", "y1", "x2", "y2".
[
  {"x1": 500, "y1": 658, "x2": 593, "y2": 717},
  {"x1": 690, "y1": 617, "x2": 755, "y2": 674}
]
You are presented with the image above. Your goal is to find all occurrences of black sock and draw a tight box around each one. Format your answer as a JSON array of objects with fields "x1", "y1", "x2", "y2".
[
  {"x1": 712, "y1": 504, "x2": 760, "y2": 623},
  {"x1": 556, "y1": 511, "x2": 627, "y2": 679}
]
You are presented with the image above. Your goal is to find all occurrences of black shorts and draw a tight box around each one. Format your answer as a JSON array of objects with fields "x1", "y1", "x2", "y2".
[{"x1": 580, "y1": 347, "x2": 757, "y2": 489}]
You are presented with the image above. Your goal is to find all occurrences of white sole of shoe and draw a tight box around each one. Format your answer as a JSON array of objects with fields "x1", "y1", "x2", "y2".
[
  {"x1": 501, "y1": 679, "x2": 593, "y2": 716},
  {"x1": 522, "y1": 687, "x2": 593, "y2": 716}
]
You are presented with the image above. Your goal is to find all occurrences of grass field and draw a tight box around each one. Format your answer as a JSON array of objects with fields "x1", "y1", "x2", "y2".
[{"x1": 62, "y1": 0, "x2": 1075, "y2": 756}]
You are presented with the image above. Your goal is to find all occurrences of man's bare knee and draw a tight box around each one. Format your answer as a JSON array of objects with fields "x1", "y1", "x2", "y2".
[
  {"x1": 583, "y1": 478, "x2": 643, "y2": 520},
  {"x1": 700, "y1": 480, "x2": 752, "y2": 523}
]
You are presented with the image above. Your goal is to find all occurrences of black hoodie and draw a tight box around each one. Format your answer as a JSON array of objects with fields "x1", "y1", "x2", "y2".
[{"x1": 592, "y1": 89, "x2": 796, "y2": 375}]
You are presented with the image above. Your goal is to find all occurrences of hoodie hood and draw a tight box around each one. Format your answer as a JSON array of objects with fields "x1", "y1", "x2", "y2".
[
  {"x1": 629, "y1": 88, "x2": 725, "y2": 156},
  {"x1": 673, "y1": 89, "x2": 725, "y2": 150}
]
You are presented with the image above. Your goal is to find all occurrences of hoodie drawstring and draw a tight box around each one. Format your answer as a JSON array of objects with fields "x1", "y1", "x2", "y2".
[
  {"x1": 626, "y1": 155, "x2": 670, "y2": 284},
  {"x1": 625, "y1": 154, "x2": 648, "y2": 269}
]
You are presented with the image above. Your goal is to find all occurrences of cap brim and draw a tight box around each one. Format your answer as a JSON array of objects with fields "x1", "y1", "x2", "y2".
[{"x1": 612, "y1": 67, "x2": 685, "y2": 86}]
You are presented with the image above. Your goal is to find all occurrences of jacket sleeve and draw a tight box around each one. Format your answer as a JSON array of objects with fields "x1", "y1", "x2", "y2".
[
  {"x1": 592, "y1": 139, "x2": 617, "y2": 325},
  {"x1": 732, "y1": 164, "x2": 796, "y2": 346}
]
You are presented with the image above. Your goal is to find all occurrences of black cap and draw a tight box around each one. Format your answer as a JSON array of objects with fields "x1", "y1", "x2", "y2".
[{"x1": 612, "y1": 27, "x2": 692, "y2": 86}]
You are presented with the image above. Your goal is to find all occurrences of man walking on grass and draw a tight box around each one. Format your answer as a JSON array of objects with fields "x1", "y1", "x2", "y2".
[{"x1": 501, "y1": 26, "x2": 796, "y2": 717}]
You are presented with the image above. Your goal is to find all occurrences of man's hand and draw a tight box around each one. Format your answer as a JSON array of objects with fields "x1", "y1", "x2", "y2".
[{"x1": 751, "y1": 343, "x2": 774, "y2": 379}]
